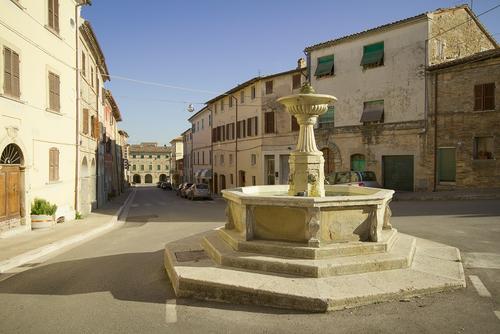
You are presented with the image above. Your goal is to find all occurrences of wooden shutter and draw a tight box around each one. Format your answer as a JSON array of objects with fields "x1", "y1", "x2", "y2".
[
  {"x1": 236, "y1": 121, "x2": 241, "y2": 138},
  {"x1": 242, "y1": 120, "x2": 246, "y2": 137},
  {"x1": 254, "y1": 117, "x2": 258, "y2": 136},
  {"x1": 265, "y1": 112, "x2": 275, "y2": 133},
  {"x1": 292, "y1": 74, "x2": 301, "y2": 89},
  {"x1": 54, "y1": 0, "x2": 59, "y2": 32},
  {"x1": 484, "y1": 83, "x2": 495, "y2": 110},
  {"x1": 49, "y1": 148, "x2": 57, "y2": 181},
  {"x1": 3, "y1": 47, "x2": 12, "y2": 96},
  {"x1": 247, "y1": 118, "x2": 252, "y2": 136},
  {"x1": 291, "y1": 115, "x2": 299, "y2": 131},
  {"x1": 49, "y1": 72, "x2": 60, "y2": 112},
  {"x1": 474, "y1": 85, "x2": 483, "y2": 111},
  {"x1": 12, "y1": 50, "x2": 20, "y2": 98},
  {"x1": 48, "y1": 0, "x2": 54, "y2": 30},
  {"x1": 83, "y1": 109, "x2": 89, "y2": 134}
]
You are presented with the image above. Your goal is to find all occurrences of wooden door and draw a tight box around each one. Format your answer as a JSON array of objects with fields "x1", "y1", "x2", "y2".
[{"x1": 0, "y1": 165, "x2": 20, "y2": 221}]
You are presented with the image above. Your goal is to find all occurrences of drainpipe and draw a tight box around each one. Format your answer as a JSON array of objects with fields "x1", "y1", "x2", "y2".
[
  {"x1": 233, "y1": 96, "x2": 238, "y2": 187},
  {"x1": 433, "y1": 72, "x2": 438, "y2": 192}
]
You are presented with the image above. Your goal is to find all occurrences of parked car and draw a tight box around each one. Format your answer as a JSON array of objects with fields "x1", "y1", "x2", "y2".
[
  {"x1": 325, "y1": 171, "x2": 381, "y2": 188},
  {"x1": 161, "y1": 182, "x2": 172, "y2": 190},
  {"x1": 180, "y1": 183, "x2": 193, "y2": 198},
  {"x1": 176, "y1": 183, "x2": 186, "y2": 196},
  {"x1": 186, "y1": 183, "x2": 211, "y2": 200}
]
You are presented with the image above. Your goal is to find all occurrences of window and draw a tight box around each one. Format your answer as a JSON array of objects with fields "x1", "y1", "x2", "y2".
[
  {"x1": 240, "y1": 90, "x2": 245, "y2": 103},
  {"x1": 90, "y1": 115, "x2": 99, "y2": 139},
  {"x1": 149, "y1": 165, "x2": 152, "y2": 170},
  {"x1": 209, "y1": 150, "x2": 212, "y2": 164},
  {"x1": 229, "y1": 154, "x2": 233, "y2": 165},
  {"x1": 230, "y1": 174, "x2": 234, "y2": 184},
  {"x1": 229, "y1": 96, "x2": 233, "y2": 108},
  {"x1": 361, "y1": 42, "x2": 384, "y2": 68},
  {"x1": 149, "y1": 155, "x2": 152, "y2": 158},
  {"x1": 90, "y1": 66, "x2": 94, "y2": 87},
  {"x1": 220, "y1": 154, "x2": 224, "y2": 165},
  {"x1": 102, "y1": 87, "x2": 105, "y2": 105},
  {"x1": 82, "y1": 109, "x2": 89, "y2": 134},
  {"x1": 315, "y1": 55, "x2": 334, "y2": 77},
  {"x1": 214, "y1": 103, "x2": 217, "y2": 113},
  {"x1": 251, "y1": 86, "x2": 256, "y2": 99},
  {"x1": 48, "y1": 0, "x2": 59, "y2": 32},
  {"x1": 157, "y1": 165, "x2": 160, "y2": 170},
  {"x1": 264, "y1": 111, "x2": 275, "y2": 133},
  {"x1": 208, "y1": 114, "x2": 212, "y2": 126},
  {"x1": 360, "y1": 101, "x2": 383, "y2": 123},
  {"x1": 141, "y1": 155, "x2": 144, "y2": 158},
  {"x1": 247, "y1": 117, "x2": 252, "y2": 136},
  {"x1": 220, "y1": 99, "x2": 224, "y2": 111},
  {"x1": 474, "y1": 83, "x2": 495, "y2": 111},
  {"x1": 251, "y1": 154, "x2": 256, "y2": 166},
  {"x1": 202, "y1": 151, "x2": 205, "y2": 164},
  {"x1": 133, "y1": 165, "x2": 136, "y2": 170},
  {"x1": 237, "y1": 120, "x2": 246, "y2": 138},
  {"x1": 132, "y1": 155, "x2": 136, "y2": 158},
  {"x1": 201, "y1": 119, "x2": 204, "y2": 129},
  {"x1": 291, "y1": 115, "x2": 299, "y2": 131},
  {"x1": 141, "y1": 165, "x2": 144, "y2": 170},
  {"x1": 157, "y1": 155, "x2": 161, "y2": 158},
  {"x1": 319, "y1": 106, "x2": 335, "y2": 126},
  {"x1": 265, "y1": 80, "x2": 273, "y2": 94},
  {"x1": 3, "y1": 47, "x2": 20, "y2": 98},
  {"x1": 197, "y1": 151, "x2": 200, "y2": 164},
  {"x1": 48, "y1": 72, "x2": 60, "y2": 112},
  {"x1": 473, "y1": 137, "x2": 494, "y2": 160},
  {"x1": 166, "y1": 165, "x2": 169, "y2": 170},
  {"x1": 81, "y1": 51, "x2": 86, "y2": 77},
  {"x1": 252, "y1": 176, "x2": 256, "y2": 185},
  {"x1": 49, "y1": 147, "x2": 59, "y2": 182},
  {"x1": 292, "y1": 73, "x2": 301, "y2": 89}
]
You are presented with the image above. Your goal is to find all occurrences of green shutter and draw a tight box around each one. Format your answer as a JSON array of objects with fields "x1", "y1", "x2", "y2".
[
  {"x1": 361, "y1": 42, "x2": 384, "y2": 67},
  {"x1": 319, "y1": 106, "x2": 334, "y2": 124},
  {"x1": 314, "y1": 55, "x2": 334, "y2": 77}
]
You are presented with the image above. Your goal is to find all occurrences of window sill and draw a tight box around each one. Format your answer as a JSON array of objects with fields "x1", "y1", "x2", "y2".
[
  {"x1": 10, "y1": 0, "x2": 25, "y2": 10},
  {"x1": 46, "y1": 180, "x2": 62, "y2": 185},
  {"x1": 315, "y1": 74, "x2": 335, "y2": 80},
  {"x1": 44, "y1": 25, "x2": 62, "y2": 40},
  {"x1": 0, "y1": 93, "x2": 25, "y2": 104},
  {"x1": 45, "y1": 108, "x2": 64, "y2": 116},
  {"x1": 473, "y1": 109, "x2": 497, "y2": 113}
]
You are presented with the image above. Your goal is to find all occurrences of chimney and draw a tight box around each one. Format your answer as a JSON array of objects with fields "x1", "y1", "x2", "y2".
[{"x1": 297, "y1": 58, "x2": 306, "y2": 69}]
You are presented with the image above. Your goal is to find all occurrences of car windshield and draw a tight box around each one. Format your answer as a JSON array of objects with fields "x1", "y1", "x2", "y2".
[
  {"x1": 196, "y1": 184, "x2": 208, "y2": 189},
  {"x1": 360, "y1": 171, "x2": 377, "y2": 181}
]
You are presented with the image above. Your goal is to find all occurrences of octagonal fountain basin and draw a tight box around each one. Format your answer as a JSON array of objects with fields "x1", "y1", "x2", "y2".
[{"x1": 222, "y1": 185, "x2": 394, "y2": 247}]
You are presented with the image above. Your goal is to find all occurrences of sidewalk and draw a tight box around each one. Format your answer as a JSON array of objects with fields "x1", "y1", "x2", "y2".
[
  {"x1": 0, "y1": 189, "x2": 134, "y2": 273},
  {"x1": 393, "y1": 187, "x2": 500, "y2": 201}
]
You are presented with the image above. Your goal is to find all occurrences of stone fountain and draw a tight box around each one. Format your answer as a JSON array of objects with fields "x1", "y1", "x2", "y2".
[{"x1": 164, "y1": 84, "x2": 465, "y2": 312}]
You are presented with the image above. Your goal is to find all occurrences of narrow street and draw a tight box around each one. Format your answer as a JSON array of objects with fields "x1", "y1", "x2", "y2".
[{"x1": 0, "y1": 187, "x2": 499, "y2": 333}]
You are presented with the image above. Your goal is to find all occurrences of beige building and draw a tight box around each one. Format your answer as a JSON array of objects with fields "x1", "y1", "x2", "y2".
[
  {"x1": 427, "y1": 48, "x2": 500, "y2": 190},
  {"x1": 306, "y1": 5, "x2": 497, "y2": 191},
  {"x1": 0, "y1": 0, "x2": 91, "y2": 234},
  {"x1": 169, "y1": 136, "x2": 183, "y2": 186},
  {"x1": 129, "y1": 143, "x2": 171, "y2": 184},
  {"x1": 188, "y1": 107, "x2": 212, "y2": 187},
  {"x1": 182, "y1": 128, "x2": 193, "y2": 183},
  {"x1": 206, "y1": 61, "x2": 306, "y2": 194}
]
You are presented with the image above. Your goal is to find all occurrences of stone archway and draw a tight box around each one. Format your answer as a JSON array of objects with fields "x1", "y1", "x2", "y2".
[
  {"x1": 145, "y1": 174, "x2": 153, "y2": 184},
  {"x1": 0, "y1": 143, "x2": 25, "y2": 230},
  {"x1": 133, "y1": 174, "x2": 141, "y2": 184},
  {"x1": 80, "y1": 157, "x2": 90, "y2": 215},
  {"x1": 316, "y1": 135, "x2": 342, "y2": 172}
]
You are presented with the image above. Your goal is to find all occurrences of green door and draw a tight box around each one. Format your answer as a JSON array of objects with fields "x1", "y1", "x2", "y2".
[
  {"x1": 382, "y1": 155, "x2": 414, "y2": 191},
  {"x1": 350, "y1": 154, "x2": 366, "y2": 171},
  {"x1": 437, "y1": 148, "x2": 456, "y2": 182}
]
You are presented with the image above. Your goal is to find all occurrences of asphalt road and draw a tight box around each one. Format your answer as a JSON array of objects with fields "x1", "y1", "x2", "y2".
[{"x1": 0, "y1": 187, "x2": 499, "y2": 334}]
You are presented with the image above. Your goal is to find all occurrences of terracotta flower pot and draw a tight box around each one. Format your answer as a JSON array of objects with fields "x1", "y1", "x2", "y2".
[{"x1": 31, "y1": 214, "x2": 54, "y2": 229}]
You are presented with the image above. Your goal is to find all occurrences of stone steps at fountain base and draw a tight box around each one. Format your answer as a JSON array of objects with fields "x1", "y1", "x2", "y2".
[
  {"x1": 164, "y1": 231, "x2": 465, "y2": 312},
  {"x1": 202, "y1": 231, "x2": 415, "y2": 278},
  {"x1": 218, "y1": 227, "x2": 398, "y2": 259}
]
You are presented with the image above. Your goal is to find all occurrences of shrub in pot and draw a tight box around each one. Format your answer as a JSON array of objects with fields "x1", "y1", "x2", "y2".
[{"x1": 31, "y1": 198, "x2": 57, "y2": 229}]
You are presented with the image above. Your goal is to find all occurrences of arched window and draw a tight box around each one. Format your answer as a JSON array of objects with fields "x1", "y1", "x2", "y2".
[
  {"x1": 133, "y1": 174, "x2": 141, "y2": 184},
  {"x1": 49, "y1": 148, "x2": 60, "y2": 182},
  {"x1": 1, "y1": 144, "x2": 23, "y2": 165},
  {"x1": 145, "y1": 174, "x2": 153, "y2": 183}
]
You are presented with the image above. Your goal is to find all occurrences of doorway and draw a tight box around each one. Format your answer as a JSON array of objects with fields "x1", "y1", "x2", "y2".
[
  {"x1": 437, "y1": 148, "x2": 456, "y2": 183},
  {"x1": 264, "y1": 155, "x2": 275, "y2": 185},
  {"x1": 279, "y1": 154, "x2": 290, "y2": 184}
]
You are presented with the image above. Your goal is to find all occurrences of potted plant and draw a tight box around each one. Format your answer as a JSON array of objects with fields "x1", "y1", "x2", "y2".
[{"x1": 31, "y1": 198, "x2": 57, "y2": 229}]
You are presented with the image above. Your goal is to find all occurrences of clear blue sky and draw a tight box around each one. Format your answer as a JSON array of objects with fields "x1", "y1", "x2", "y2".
[{"x1": 82, "y1": 0, "x2": 500, "y2": 145}]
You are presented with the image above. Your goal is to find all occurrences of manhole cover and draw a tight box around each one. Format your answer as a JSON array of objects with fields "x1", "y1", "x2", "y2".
[{"x1": 175, "y1": 250, "x2": 208, "y2": 262}]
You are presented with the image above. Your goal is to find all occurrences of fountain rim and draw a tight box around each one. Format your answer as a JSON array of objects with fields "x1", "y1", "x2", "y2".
[{"x1": 276, "y1": 93, "x2": 337, "y2": 104}]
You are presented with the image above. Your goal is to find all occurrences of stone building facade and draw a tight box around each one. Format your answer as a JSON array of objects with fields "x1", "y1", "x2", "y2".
[
  {"x1": 188, "y1": 107, "x2": 213, "y2": 188},
  {"x1": 306, "y1": 5, "x2": 497, "y2": 191},
  {"x1": 426, "y1": 49, "x2": 500, "y2": 189},
  {"x1": 129, "y1": 143, "x2": 171, "y2": 184}
]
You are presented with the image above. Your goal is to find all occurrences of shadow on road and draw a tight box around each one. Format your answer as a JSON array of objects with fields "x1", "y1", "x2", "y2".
[{"x1": 391, "y1": 200, "x2": 500, "y2": 218}]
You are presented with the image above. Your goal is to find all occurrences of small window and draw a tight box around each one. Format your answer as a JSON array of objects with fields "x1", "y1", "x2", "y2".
[
  {"x1": 229, "y1": 154, "x2": 233, "y2": 165},
  {"x1": 201, "y1": 119, "x2": 204, "y2": 129},
  {"x1": 315, "y1": 55, "x2": 334, "y2": 77},
  {"x1": 48, "y1": 72, "x2": 60, "y2": 112},
  {"x1": 265, "y1": 80, "x2": 273, "y2": 94},
  {"x1": 220, "y1": 99, "x2": 224, "y2": 111},
  {"x1": 49, "y1": 147, "x2": 59, "y2": 182},
  {"x1": 133, "y1": 165, "x2": 136, "y2": 170},
  {"x1": 149, "y1": 165, "x2": 152, "y2": 170},
  {"x1": 318, "y1": 106, "x2": 335, "y2": 126},
  {"x1": 291, "y1": 116, "x2": 299, "y2": 131},
  {"x1": 3, "y1": 47, "x2": 21, "y2": 98},
  {"x1": 473, "y1": 136, "x2": 494, "y2": 160},
  {"x1": 264, "y1": 112, "x2": 275, "y2": 133},
  {"x1": 230, "y1": 173, "x2": 234, "y2": 184},
  {"x1": 251, "y1": 86, "x2": 256, "y2": 99},
  {"x1": 82, "y1": 109, "x2": 89, "y2": 134},
  {"x1": 157, "y1": 165, "x2": 160, "y2": 170},
  {"x1": 361, "y1": 42, "x2": 384, "y2": 68},
  {"x1": 208, "y1": 114, "x2": 212, "y2": 126},
  {"x1": 474, "y1": 83, "x2": 495, "y2": 111},
  {"x1": 149, "y1": 155, "x2": 152, "y2": 158},
  {"x1": 141, "y1": 165, "x2": 144, "y2": 170},
  {"x1": 220, "y1": 154, "x2": 224, "y2": 165},
  {"x1": 292, "y1": 73, "x2": 301, "y2": 89},
  {"x1": 81, "y1": 51, "x2": 86, "y2": 77},
  {"x1": 251, "y1": 154, "x2": 256, "y2": 166},
  {"x1": 240, "y1": 90, "x2": 245, "y2": 103},
  {"x1": 247, "y1": 117, "x2": 253, "y2": 136},
  {"x1": 229, "y1": 96, "x2": 233, "y2": 108},
  {"x1": 360, "y1": 101, "x2": 383, "y2": 123},
  {"x1": 48, "y1": 0, "x2": 59, "y2": 32},
  {"x1": 157, "y1": 155, "x2": 161, "y2": 158},
  {"x1": 141, "y1": 155, "x2": 144, "y2": 159},
  {"x1": 90, "y1": 66, "x2": 94, "y2": 87},
  {"x1": 252, "y1": 176, "x2": 256, "y2": 185}
]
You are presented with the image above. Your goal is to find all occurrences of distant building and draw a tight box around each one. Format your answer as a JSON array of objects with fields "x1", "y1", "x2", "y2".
[
  {"x1": 188, "y1": 107, "x2": 213, "y2": 190},
  {"x1": 128, "y1": 143, "x2": 171, "y2": 185},
  {"x1": 306, "y1": 5, "x2": 497, "y2": 191},
  {"x1": 169, "y1": 136, "x2": 183, "y2": 186},
  {"x1": 182, "y1": 129, "x2": 193, "y2": 183},
  {"x1": 427, "y1": 48, "x2": 500, "y2": 189}
]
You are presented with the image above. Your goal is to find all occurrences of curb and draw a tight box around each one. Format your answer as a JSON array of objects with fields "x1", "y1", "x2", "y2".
[
  {"x1": 393, "y1": 193, "x2": 500, "y2": 201},
  {"x1": 0, "y1": 189, "x2": 136, "y2": 274}
]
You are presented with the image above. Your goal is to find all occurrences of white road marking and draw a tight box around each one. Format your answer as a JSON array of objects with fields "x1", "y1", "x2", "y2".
[
  {"x1": 165, "y1": 299, "x2": 177, "y2": 323},
  {"x1": 463, "y1": 252, "x2": 500, "y2": 269},
  {"x1": 469, "y1": 275, "x2": 492, "y2": 297},
  {"x1": 495, "y1": 310, "x2": 500, "y2": 321}
]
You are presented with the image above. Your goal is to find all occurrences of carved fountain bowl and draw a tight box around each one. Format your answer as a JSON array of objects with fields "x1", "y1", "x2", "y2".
[
  {"x1": 222, "y1": 185, "x2": 394, "y2": 247},
  {"x1": 276, "y1": 94, "x2": 337, "y2": 117}
]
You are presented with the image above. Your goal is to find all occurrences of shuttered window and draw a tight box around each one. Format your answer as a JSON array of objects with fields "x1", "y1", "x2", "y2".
[
  {"x1": 81, "y1": 51, "x2": 86, "y2": 77},
  {"x1": 360, "y1": 101, "x2": 383, "y2": 123},
  {"x1": 49, "y1": 148, "x2": 60, "y2": 182},
  {"x1": 48, "y1": 0, "x2": 59, "y2": 32},
  {"x1": 264, "y1": 112, "x2": 275, "y2": 133},
  {"x1": 240, "y1": 90, "x2": 245, "y2": 103},
  {"x1": 319, "y1": 106, "x2": 335, "y2": 125},
  {"x1": 247, "y1": 117, "x2": 252, "y2": 136},
  {"x1": 291, "y1": 115, "x2": 299, "y2": 131},
  {"x1": 48, "y1": 72, "x2": 60, "y2": 112},
  {"x1": 265, "y1": 80, "x2": 273, "y2": 94},
  {"x1": 292, "y1": 73, "x2": 301, "y2": 89},
  {"x1": 315, "y1": 55, "x2": 334, "y2": 77},
  {"x1": 474, "y1": 83, "x2": 495, "y2": 111},
  {"x1": 251, "y1": 86, "x2": 256, "y2": 99},
  {"x1": 254, "y1": 116, "x2": 258, "y2": 136},
  {"x1": 3, "y1": 47, "x2": 20, "y2": 98},
  {"x1": 90, "y1": 116, "x2": 96, "y2": 138},
  {"x1": 361, "y1": 42, "x2": 384, "y2": 68},
  {"x1": 82, "y1": 109, "x2": 89, "y2": 134}
]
